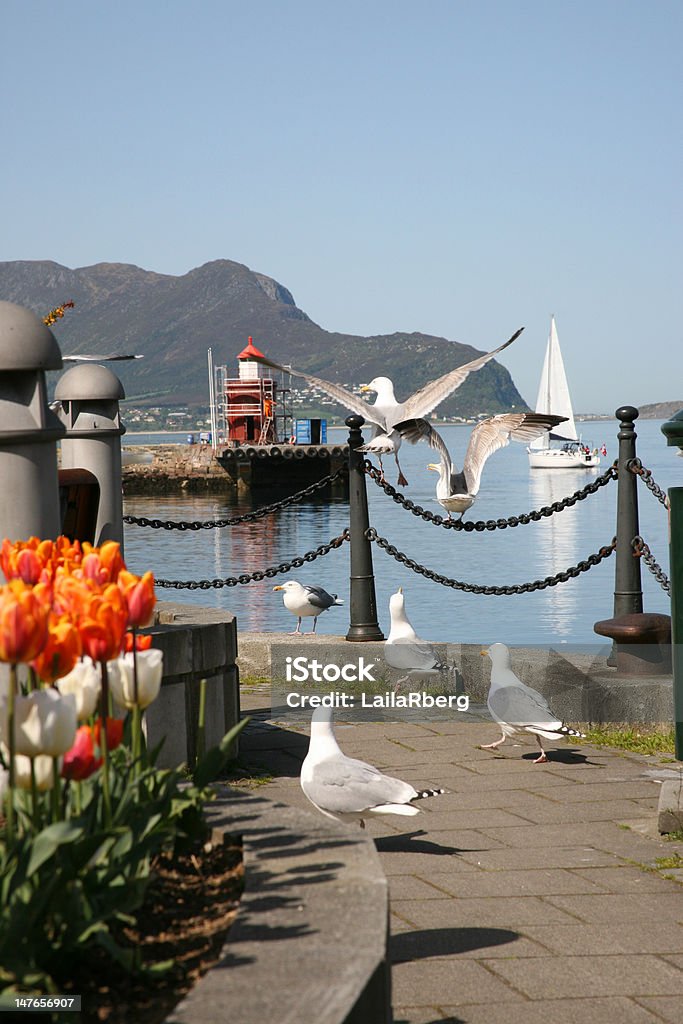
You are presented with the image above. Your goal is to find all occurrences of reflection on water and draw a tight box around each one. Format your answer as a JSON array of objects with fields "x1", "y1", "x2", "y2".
[{"x1": 123, "y1": 420, "x2": 676, "y2": 644}]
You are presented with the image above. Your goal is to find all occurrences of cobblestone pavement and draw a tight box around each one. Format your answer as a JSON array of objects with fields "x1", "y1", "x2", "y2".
[{"x1": 237, "y1": 684, "x2": 683, "y2": 1024}]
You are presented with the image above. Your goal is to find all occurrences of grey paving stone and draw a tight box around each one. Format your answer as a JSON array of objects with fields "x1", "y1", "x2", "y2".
[
  {"x1": 439, "y1": 996, "x2": 663, "y2": 1024},
  {"x1": 409, "y1": 868, "x2": 610, "y2": 897},
  {"x1": 542, "y1": 893, "x2": 683, "y2": 924},
  {"x1": 456, "y1": 846, "x2": 620, "y2": 870},
  {"x1": 390, "y1": 927, "x2": 551, "y2": 961},
  {"x1": 520, "y1": 923, "x2": 683, "y2": 956},
  {"x1": 415, "y1": 808, "x2": 537, "y2": 830},
  {"x1": 633, "y1": 996, "x2": 683, "y2": 1023},
  {"x1": 503, "y1": 799, "x2": 657, "y2": 825},
  {"x1": 390, "y1": 895, "x2": 581, "y2": 928},
  {"x1": 392, "y1": 959, "x2": 520, "y2": 1006},
  {"x1": 482, "y1": 954, "x2": 683, "y2": 999},
  {"x1": 569, "y1": 866, "x2": 683, "y2": 892},
  {"x1": 391, "y1": 1008, "x2": 450, "y2": 1024}
]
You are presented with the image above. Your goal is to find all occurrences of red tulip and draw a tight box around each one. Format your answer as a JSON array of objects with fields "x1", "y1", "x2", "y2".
[
  {"x1": 62, "y1": 725, "x2": 101, "y2": 780},
  {"x1": 94, "y1": 716, "x2": 124, "y2": 752}
]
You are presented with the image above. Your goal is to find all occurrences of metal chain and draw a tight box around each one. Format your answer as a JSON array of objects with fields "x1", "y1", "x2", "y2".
[
  {"x1": 627, "y1": 458, "x2": 670, "y2": 508},
  {"x1": 363, "y1": 459, "x2": 618, "y2": 530},
  {"x1": 632, "y1": 535, "x2": 671, "y2": 594},
  {"x1": 365, "y1": 527, "x2": 616, "y2": 594},
  {"x1": 154, "y1": 529, "x2": 350, "y2": 589},
  {"x1": 123, "y1": 466, "x2": 348, "y2": 530}
]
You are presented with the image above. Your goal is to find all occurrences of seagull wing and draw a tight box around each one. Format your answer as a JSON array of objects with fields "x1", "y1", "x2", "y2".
[
  {"x1": 489, "y1": 684, "x2": 563, "y2": 730},
  {"x1": 305, "y1": 754, "x2": 418, "y2": 813},
  {"x1": 397, "y1": 328, "x2": 524, "y2": 421},
  {"x1": 385, "y1": 637, "x2": 440, "y2": 672},
  {"x1": 303, "y1": 585, "x2": 337, "y2": 610},
  {"x1": 463, "y1": 413, "x2": 569, "y2": 495},
  {"x1": 250, "y1": 354, "x2": 386, "y2": 429},
  {"x1": 62, "y1": 353, "x2": 144, "y2": 362}
]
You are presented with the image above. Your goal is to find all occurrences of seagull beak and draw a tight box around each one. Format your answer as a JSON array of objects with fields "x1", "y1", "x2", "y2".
[
  {"x1": 427, "y1": 463, "x2": 439, "y2": 472},
  {"x1": 359, "y1": 384, "x2": 370, "y2": 393},
  {"x1": 273, "y1": 585, "x2": 284, "y2": 591},
  {"x1": 398, "y1": 586, "x2": 403, "y2": 594}
]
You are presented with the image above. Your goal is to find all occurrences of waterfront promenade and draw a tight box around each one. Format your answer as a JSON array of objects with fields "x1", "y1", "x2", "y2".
[{"x1": 238, "y1": 682, "x2": 683, "y2": 1024}]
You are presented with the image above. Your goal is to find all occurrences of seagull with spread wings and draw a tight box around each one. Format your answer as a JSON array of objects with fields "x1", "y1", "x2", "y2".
[
  {"x1": 254, "y1": 328, "x2": 523, "y2": 485},
  {"x1": 421, "y1": 412, "x2": 568, "y2": 519}
]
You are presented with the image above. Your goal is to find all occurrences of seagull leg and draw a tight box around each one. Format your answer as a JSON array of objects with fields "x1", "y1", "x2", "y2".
[
  {"x1": 533, "y1": 735, "x2": 549, "y2": 764},
  {"x1": 305, "y1": 617, "x2": 318, "y2": 636},
  {"x1": 480, "y1": 734, "x2": 507, "y2": 750},
  {"x1": 377, "y1": 454, "x2": 386, "y2": 483},
  {"x1": 288, "y1": 617, "x2": 303, "y2": 635},
  {"x1": 395, "y1": 455, "x2": 409, "y2": 487}
]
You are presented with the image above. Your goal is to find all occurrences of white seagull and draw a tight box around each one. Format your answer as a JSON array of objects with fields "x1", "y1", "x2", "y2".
[
  {"x1": 384, "y1": 586, "x2": 450, "y2": 690},
  {"x1": 480, "y1": 643, "x2": 585, "y2": 763},
  {"x1": 273, "y1": 580, "x2": 343, "y2": 635},
  {"x1": 253, "y1": 328, "x2": 523, "y2": 485},
  {"x1": 300, "y1": 706, "x2": 445, "y2": 828},
  {"x1": 424, "y1": 412, "x2": 568, "y2": 519}
]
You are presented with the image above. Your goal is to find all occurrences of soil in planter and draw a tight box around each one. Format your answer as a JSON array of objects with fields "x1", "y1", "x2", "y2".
[{"x1": 56, "y1": 833, "x2": 243, "y2": 1024}]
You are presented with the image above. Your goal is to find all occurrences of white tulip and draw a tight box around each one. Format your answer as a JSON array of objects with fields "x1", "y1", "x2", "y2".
[
  {"x1": 14, "y1": 752, "x2": 56, "y2": 791},
  {"x1": 56, "y1": 657, "x2": 101, "y2": 721},
  {"x1": 109, "y1": 649, "x2": 163, "y2": 710},
  {"x1": 8, "y1": 688, "x2": 77, "y2": 758}
]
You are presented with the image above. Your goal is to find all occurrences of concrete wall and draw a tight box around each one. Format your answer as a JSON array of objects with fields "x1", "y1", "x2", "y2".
[{"x1": 144, "y1": 602, "x2": 240, "y2": 768}]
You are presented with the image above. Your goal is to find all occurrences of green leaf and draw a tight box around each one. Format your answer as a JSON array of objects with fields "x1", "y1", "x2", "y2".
[
  {"x1": 26, "y1": 822, "x2": 84, "y2": 876},
  {"x1": 193, "y1": 717, "x2": 250, "y2": 788}
]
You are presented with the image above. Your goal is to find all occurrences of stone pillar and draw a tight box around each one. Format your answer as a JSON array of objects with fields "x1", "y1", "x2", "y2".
[
  {"x1": 0, "y1": 301, "x2": 65, "y2": 542},
  {"x1": 55, "y1": 363, "x2": 126, "y2": 551}
]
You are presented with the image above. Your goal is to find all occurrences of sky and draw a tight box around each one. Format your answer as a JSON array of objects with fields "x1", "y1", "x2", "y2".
[{"x1": 2, "y1": 0, "x2": 681, "y2": 413}]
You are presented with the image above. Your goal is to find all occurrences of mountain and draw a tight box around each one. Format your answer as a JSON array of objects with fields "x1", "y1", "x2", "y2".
[
  {"x1": 0, "y1": 259, "x2": 527, "y2": 417},
  {"x1": 637, "y1": 401, "x2": 683, "y2": 420}
]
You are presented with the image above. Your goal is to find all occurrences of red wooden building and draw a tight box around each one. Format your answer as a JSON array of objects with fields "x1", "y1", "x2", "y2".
[{"x1": 220, "y1": 337, "x2": 279, "y2": 444}]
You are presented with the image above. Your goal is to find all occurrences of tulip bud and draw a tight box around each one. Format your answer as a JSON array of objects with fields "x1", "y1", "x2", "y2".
[
  {"x1": 6, "y1": 688, "x2": 77, "y2": 758},
  {"x1": 108, "y1": 649, "x2": 163, "y2": 710},
  {"x1": 56, "y1": 657, "x2": 101, "y2": 721}
]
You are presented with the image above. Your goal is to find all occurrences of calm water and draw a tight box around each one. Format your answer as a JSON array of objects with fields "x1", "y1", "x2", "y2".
[{"x1": 122, "y1": 419, "x2": 680, "y2": 645}]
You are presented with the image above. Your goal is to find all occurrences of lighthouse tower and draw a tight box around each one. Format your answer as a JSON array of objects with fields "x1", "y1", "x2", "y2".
[{"x1": 222, "y1": 337, "x2": 278, "y2": 444}]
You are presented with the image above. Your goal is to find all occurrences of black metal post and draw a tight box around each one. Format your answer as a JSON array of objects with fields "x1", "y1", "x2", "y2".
[
  {"x1": 614, "y1": 405, "x2": 643, "y2": 618},
  {"x1": 345, "y1": 415, "x2": 384, "y2": 641},
  {"x1": 661, "y1": 409, "x2": 683, "y2": 759}
]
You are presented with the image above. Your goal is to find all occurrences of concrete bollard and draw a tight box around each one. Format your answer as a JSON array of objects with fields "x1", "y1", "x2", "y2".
[
  {"x1": 661, "y1": 409, "x2": 683, "y2": 760},
  {"x1": 55, "y1": 363, "x2": 126, "y2": 551},
  {"x1": 0, "y1": 301, "x2": 65, "y2": 542}
]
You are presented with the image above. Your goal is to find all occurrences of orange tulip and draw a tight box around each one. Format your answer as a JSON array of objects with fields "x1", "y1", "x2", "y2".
[
  {"x1": 0, "y1": 581, "x2": 50, "y2": 663},
  {"x1": 94, "y1": 716, "x2": 124, "y2": 752},
  {"x1": 81, "y1": 541, "x2": 125, "y2": 585},
  {"x1": 79, "y1": 584, "x2": 128, "y2": 662},
  {"x1": 124, "y1": 631, "x2": 153, "y2": 652},
  {"x1": 31, "y1": 614, "x2": 82, "y2": 683},
  {"x1": 118, "y1": 570, "x2": 156, "y2": 628}
]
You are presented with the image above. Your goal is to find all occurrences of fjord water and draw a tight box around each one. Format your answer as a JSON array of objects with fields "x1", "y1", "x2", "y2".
[{"x1": 123, "y1": 419, "x2": 678, "y2": 645}]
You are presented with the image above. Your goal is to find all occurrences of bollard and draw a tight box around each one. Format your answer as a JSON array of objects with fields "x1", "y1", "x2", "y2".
[
  {"x1": 613, "y1": 405, "x2": 643, "y2": 617},
  {"x1": 55, "y1": 363, "x2": 126, "y2": 551},
  {"x1": 345, "y1": 415, "x2": 384, "y2": 641},
  {"x1": 661, "y1": 409, "x2": 683, "y2": 760},
  {"x1": 0, "y1": 301, "x2": 65, "y2": 542}
]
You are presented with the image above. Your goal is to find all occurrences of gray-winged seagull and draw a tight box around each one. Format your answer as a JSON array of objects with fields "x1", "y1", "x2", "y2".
[{"x1": 273, "y1": 580, "x2": 343, "y2": 635}]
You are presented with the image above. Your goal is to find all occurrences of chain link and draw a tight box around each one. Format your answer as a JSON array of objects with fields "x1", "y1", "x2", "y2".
[
  {"x1": 154, "y1": 530, "x2": 350, "y2": 589},
  {"x1": 365, "y1": 526, "x2": 616, "y2": 594},
  {"x1": 363, "y1": 458, "x2": 618, "y2": 530},
  {"x1": 123, "y1": 467, "x2": 348, "y2": 531},
  {"x1": 631, "y1": 535, "x2": 671, "y2": 594},
  {"x1": 627, "y1": 458, "x2": 670, "y2": 508}
]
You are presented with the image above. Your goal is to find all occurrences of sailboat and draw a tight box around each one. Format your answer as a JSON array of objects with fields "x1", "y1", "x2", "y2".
[{"x1": 527, "y1": 317, "x2": 600, "y2": 469}]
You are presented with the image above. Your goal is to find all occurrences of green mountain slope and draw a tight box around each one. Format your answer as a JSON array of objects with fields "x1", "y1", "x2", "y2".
[{"x1": 0, "y1": 259, "x2": 528, "y2": 417}]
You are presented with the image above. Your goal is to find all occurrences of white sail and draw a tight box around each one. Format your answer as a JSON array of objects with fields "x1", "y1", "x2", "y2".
[{"x1": 528, "y1": 317, "x2": 578, "y2": 450}]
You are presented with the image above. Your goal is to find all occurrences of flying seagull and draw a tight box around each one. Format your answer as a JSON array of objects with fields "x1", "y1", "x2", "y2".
[
  {"x1": 253, "y1": 328, "x2": 524, "y2": 485},
  {"x1": 62, "y1": 354, "x2": 144, "y2": 362},
  {"x1": 422, "y1": 412, "x2": 568, "y2": 519},
  {"x1": 300, "y1": 706, "x2": 445, "y2": 828},
  {"x1": 480, "y1": 643, "x2": 585, "y2": 763},
  {"x1": 273, "y1": 580, "x2": 343, "y2": 635},
  {"x1": 384, "y1": 586, "x2": 450, "y2": 690}
]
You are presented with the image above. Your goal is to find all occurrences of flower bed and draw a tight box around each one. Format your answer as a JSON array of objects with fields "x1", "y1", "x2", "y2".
[{"x1": 0, "y1": 536, "x2": 246, "y2": 1005}]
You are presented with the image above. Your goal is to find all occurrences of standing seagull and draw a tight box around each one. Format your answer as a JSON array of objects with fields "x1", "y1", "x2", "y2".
[
  {"x1": 480, "y1": 643, "x2": 585, "y2": 763},
  {"x1": 384, "y1": 586, "x2": 449, "y2": 690},
  {"x1": 424, "y1": 412, "x2": 568, "y2": 519},
  {"x1": 253, "y1": 328, "x2": 523, "y2": 485},
  {"x1": 301, "y1": 706, "x2": 445, "y2": 828},
  {"x1": 273, "y1": 580, "x2": 343, "y2": 635}
]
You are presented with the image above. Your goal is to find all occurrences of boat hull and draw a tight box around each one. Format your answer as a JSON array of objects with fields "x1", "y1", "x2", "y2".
[{"x1": 528, "y1": 448, "x2": 600, "y2": 469}]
